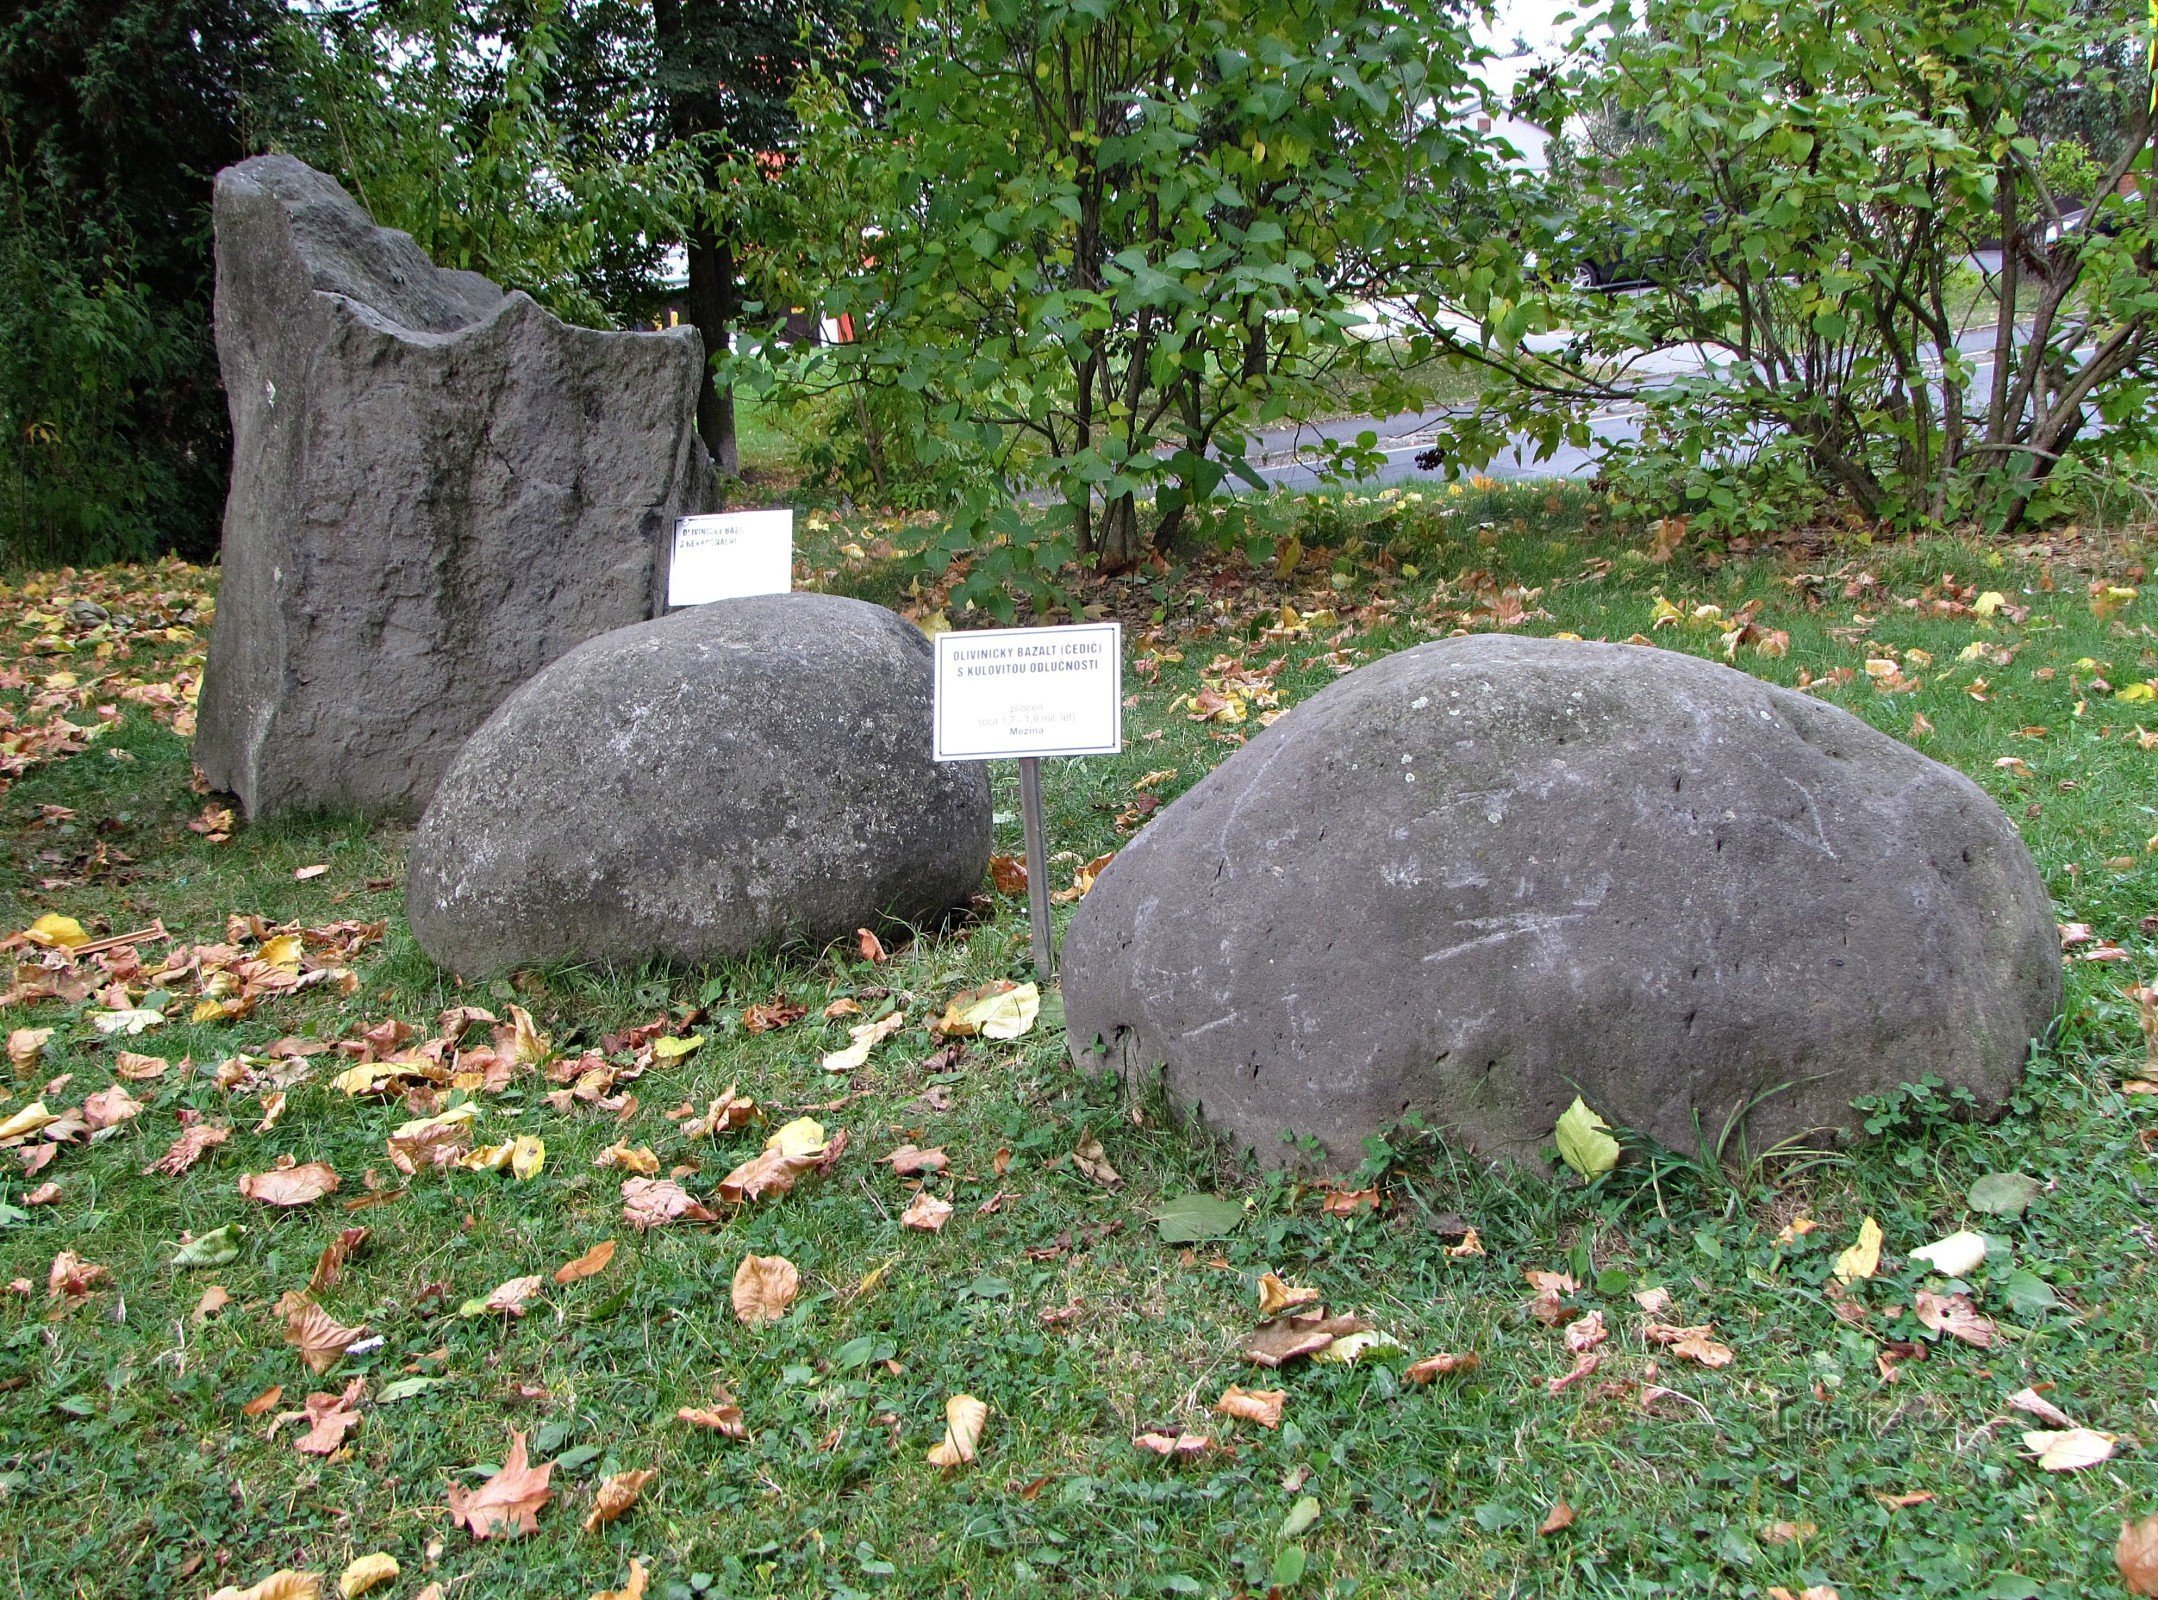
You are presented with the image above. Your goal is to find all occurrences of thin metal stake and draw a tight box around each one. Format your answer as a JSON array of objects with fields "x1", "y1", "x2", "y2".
[{"x1": 1018, "y1": 756, "x2": 1055, "y2": 981}]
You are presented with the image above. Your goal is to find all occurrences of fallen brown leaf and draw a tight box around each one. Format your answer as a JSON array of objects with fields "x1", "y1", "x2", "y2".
[
  {"x1": 1256, "y1": 1271, "x2": 1320, "y2": 1316},
  {"x1": 716, "y1": 1122, "x2": 847, "y2": 1205},
  {"x1": 242, "y1": 1384, "x2": 284, "y2": 1416},
  {"x1": 554, "y1": 1239, "x2": 617, "y2": 1284},
  {"x1": 82, "y1": 1083, "x2": 144, "y2": 1129},
  {"x1": 927, "y1": 1394, "x2": 988, "y2": 1468},
  {"x1": 582, "y1": 1468, "x2": 657, "y2": 1532},
  {"x1": 207, "y1": 1570, "x2": 324, "y2": 1600},
  {"x1": 731, "y1": 1254, "x2": 800, "y2": 1326},
  {"x1": 900, "y1": 1191, "x2": 953, "y2": 1232},
  {"x1": 1547, "y1": 1351, "x2": 1603, "y2": 1393},
  {"x1": 1070, "y1": 1136, "x2": 1120, "y2": 1186},
  {"x1": 677, "y1": 1399, "x2": 747, "y2": 1438},
  {"x1": 1405, "y1": 1351, "x2": 1479, "y2": 1383},
  {"x1": 621, "y1": 1176, "x2": 717, "y2": 1229},
  {"x1": 1539, "y1": 1501, "x2": 1576, "y2": 1535},
  {"x1": 46, "y1": 1249, "x2": 106, "y2": 1302},
  {"x1": 483, "y1": 1274, "x2": 544, "y2": 1316},
  {"x1": 1914, "y1": 1289, "x2": 1996, "y2": 1348},
  {"x1": 277, "y1": 1290, "x2": 365, "y2": 1375},
  {"x1": 882, "y1": 1143, "x2": 948, "y2": 1176},
  {"x1": 1565, "y1": 1309, "x2": 1609, "y2": 1353},
  {"x1": 590, "y1": 1558, "x2": 649, "y2": 1600},
  {"x1": 306, "y1": 1227, "x2": 368, "y2": 1295},
  {"x1": 239, "y1": 1160, "x2": 340, "y2": 1207},
  {"x1": 1243, "y1": 1310, "x2": 1371, "y2": 1368},
  {"x1": 293, "y1": 1378, "x2": 366, "y2": 1455},
  {"x1": 194, "y1": 1284, "x2": 232, "y2": 1323},
  {"x1": 445, "y1": 1429, "x2": 553, "y2": 1539},
  {"x1": 1212, "y1": 1385, "x2": 1285, "y2": 1428},
  {"x1": 1133, "y1": 1430, "x2": 1210, "y2": 1457},
  {"x1": 2119, "y1": 1514, "x2": 2158, "y2": 1597}
]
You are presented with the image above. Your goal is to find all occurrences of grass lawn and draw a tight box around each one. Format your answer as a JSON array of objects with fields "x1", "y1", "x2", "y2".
[{"x1": 1, "y1": 490, "x2": 2154, "y2": 1600}]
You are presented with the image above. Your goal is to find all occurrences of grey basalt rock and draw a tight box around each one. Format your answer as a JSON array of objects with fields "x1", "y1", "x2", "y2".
[
  {"x1": 406, "y1": 593, "x2": 992, "y2": 976},
  {"x1": 196, "y1": 154, "x2": 714, "y2": 820},
  {"x1": 1064, "y1": 635, "x2": 2059, "y2": 1171}
]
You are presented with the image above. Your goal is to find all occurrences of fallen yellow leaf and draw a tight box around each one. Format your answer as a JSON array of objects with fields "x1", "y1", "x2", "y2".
[
  {"x1": 1833, "y1": 1216, "x2": 1883, "y2": 1282},
  {"x1": 927, "y1": 1394, "x2": 987, "y2": 1468},
  {"x1": 337, "y1": 1553, "x2": 399, "y2": 1598},
  {"x1": 731, "y1": 1253, "x2": 800, "y2": 1326}
]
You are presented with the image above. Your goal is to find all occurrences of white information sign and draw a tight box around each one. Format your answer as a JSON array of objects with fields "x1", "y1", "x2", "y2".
[
  {"x1": 667, "y1": 510, "x2": 794, "y2": 607},
  {"x1": 934, "y1": 623, "x2": 1123, "y2": 762}
]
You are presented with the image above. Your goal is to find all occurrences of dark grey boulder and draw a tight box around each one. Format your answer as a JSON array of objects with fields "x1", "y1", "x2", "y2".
[
  {"x1": 1064, "y1": 636, "x2": 2059, "y2": 1171},
  {"x1": 406, "y1": 593, "x2": 991, "y2": 975},
  {"x1": 196, "y1": 155, "x2": 715, "y2": 820}
]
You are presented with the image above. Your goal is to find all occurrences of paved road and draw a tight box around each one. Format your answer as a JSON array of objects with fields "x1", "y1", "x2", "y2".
[{"x1": 1246, "y1": 318, "x2": 2046, "y2": 493}]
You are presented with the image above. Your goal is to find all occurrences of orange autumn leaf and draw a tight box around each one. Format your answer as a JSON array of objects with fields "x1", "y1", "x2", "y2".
[
  {"x1": 293, "y1": 1378, "x2": 366, "y2": 1455},
  {"x1": 277, "y1": 1290, "x2": 366, "y2": 1375},
  {"x1": 677, "y1": 1396, "x2": 747, "y2": 1438},
  {"x1": 583, "y1": 1468, "x2": 658, "y2": 1532},
  {"x1": 239, "y1": 1160, "x2": 340, "y2": 1207},
  {"x1": 2119, "y1": 1514, "x2": 2158, "y2": 1597},
  {"x1": 900, "y1": 1191, "x2": 953, "y2": 1232},
  {"x1": 927, "y1": 1394, "x2": 988, "y2": 1468},
  {"x1": 1212, "y1": 1385, "x2": 1286, "y2": 1428},
  {"x1": 730, "y1": 1254, "x2": 800, "y2": 1326},
  {"x1": 1134, "y1": 1430, "x2": 1211, "y2": 1458},
  {"x1": 554, "y1": 1239, "x2": 617, "y2": 1284},
  {"x1": 445, "y1": 1430, "x2": 553, "y2": 1539},
  {"x1": 621, "y1": 1177, "x2": 716, "y2": 1230},
  {"x1": 1405, "y1": 1351, "x2": 1480, "y2": 1383}
]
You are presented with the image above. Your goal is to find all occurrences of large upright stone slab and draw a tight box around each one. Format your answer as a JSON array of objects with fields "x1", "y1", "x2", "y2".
[
  {"x1": 196, "y1": 154, "x2": 712, "y2": 819},
  {"x1": 1065, "y1": 636, "x2": 2060, "y2": 1172}
]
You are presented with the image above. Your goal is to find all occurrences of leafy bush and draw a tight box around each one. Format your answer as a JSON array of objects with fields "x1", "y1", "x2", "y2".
[{"x1": 1411, "y1": 0, "x2": 2158, "y2": 541}]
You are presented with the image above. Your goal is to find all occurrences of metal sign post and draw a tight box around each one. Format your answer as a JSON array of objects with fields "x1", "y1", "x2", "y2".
[
  {"x1": 1018, "y1": 756, "x2": 1055, "y2": 979},
  {"x1": 931, "y1": 622, "x2": 1123, "y2": 981}
]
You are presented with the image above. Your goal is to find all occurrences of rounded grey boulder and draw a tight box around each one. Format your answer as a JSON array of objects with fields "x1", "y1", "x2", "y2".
[
  {"x1": 407, "y1": 594, "x2": 990, "y2": 975},
  {"x1": 1064, "y1": 635, "x2": 2059, "y2": 1170}
]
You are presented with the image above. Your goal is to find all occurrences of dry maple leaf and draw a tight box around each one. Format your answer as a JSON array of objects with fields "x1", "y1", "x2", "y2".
[
  {"x1": 900, "y1": 1191, "x2": 954, "y2": 1232},
  {"x1": 856, "y1": 927, "x2": 887, "y2": 963},
  {"x1": 1547, "y1": 1351, "x2": 1603, "y2": 1393},
  {"x1": 2005, "y1": 1387, "x2": 2075, "y2": 1428},
  {"x1": 1070, "y1": 1136, "x2": 1121, "y2": 1186},
  {"x1": 445, "y1": 1429, "x2": 554, "y2": 1539},
  {"x1": 1540, "y1": 1501, "x2": 1576, "y2": 1535},
  {"x1": 1319, "y1": 1186, "x2": 1379, "y2": 1216},
  {"x1": 731, "y1": 1254, "x2": 800, "y2": 1326},
  {"x1": 677, "y1": 1398, "x2": 747, "y2": 1438},
  {"x1": 46, "y1": 1249, "x2": 107, "y2": 1301},
  {"x1": 208, "y1": 1570, "x2": 324, "y2": 1600},
  {"x1": 306, "y1": 1227, "x2": 368, "y2": 1295},
  {"x1": 717, "y1": 1122, "x2": 847, "y2": 1205},
  {"x1": 293, "y1": 1377, "x2": 366, "y2": 1455},
  {"x1": 621, "y1": 1176, "x2": 717, "y2": 1229},
  {"x1": 989, "y1": 853, "x2": 1028, "y2": 894},
  {"x1": 1914, "y1": 1289, "x2": 1996, "y2": 1348},
  {"x1": 740, "y1": 995, "x2": 806, "y2": 1033},
  {"x1": 593, "y1": 1141, "x2": 660, "y2": 1176},
  {"x1": 583, "y1": 1468, "x2": 657, "y2": 1532},
  {"x1": 1133, "y1": 1430, "x2": 1210, "y2": 1457},
  {"x1": 82, "y1": 1083, "x2": 144, "y2": 1129},
  {"x1": 1212, "y1": 1385, "x2": 1286, "y2": 1428},
  {"x1": 1566, "y1": 1309, "x2": 1609, "y2": 1353},
  {"x1": 1256, "y1": 1271, "x2": 1320, "y2": 1316},
  {"x1": 243, "y1": 1384, "x2": 284, "y2": 1416},
  {"x1": 195, "y1": 1284, "x2": 232, "y2": 1323},
  {"x1": 682, "y1": 1086, "x2": 758, "y2": 1137},
  {"x1": 927, "y1": 1394, "x2": 988, "y2": 1467},
  {"x1": 23, "y1": 1181, "x2": 59, "y2": 1205},
  {"x1": 484, "y1": 1275, "x2": 544, "y2": 1316},
  {"x1": 1445, "y1": 1227, "x2": 1485, "y2": 1257},
  {"x1": 278, "y1": 1290, "x2": 366, "y2": 1375},
  {"x1": 591, "y1": 1558, "x2": 649, "y2": 1600},
  {"x1": 882, "y1": 1143, "x2": 948, "y2": 1176},
  {"x1": 554, "y1": 1239, "x2": 617, "y2": 1284},
  {"x1": 1244, "y1": 1310, "x2": 1371, "y2": 1367},
  {"x1": 239, "y1": 1160, "x2": 340, "y2": 1207},
  {"x1": 2023, "y1": 1427, "x2": 2117, "y2": 1471},
  {"x1": 1765, "y1": 1588, "x2": 1839, "y2": 1600},
  {"x1": 1405, "y1": 1351, "x2": 1479, "y2": 1383},
  {"x1": 143, "y1": 1122, "x2": 229, "y2": 1174},
  {"x1": 336, "y1": 1553, "x2": 398, "y2": 1599},
  {"x1": 2119, "y1": 1515, "x2": 2158, "y2": 1597}
]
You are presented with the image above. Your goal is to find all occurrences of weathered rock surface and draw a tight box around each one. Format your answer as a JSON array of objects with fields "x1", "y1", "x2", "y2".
[
  {"x1": 407, "y1": 593, "x2": 991, "y2": 975},
  {"x1": 1065, "y1": 636, "x2": 2059, "y2": 1170},
  {"x1": 196, "y1": 154, "x2": 713, "y2": 820}
]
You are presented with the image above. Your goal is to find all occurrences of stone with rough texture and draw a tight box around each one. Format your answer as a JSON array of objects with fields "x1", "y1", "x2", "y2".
[
  {"x1": 407, "y1": 593, "x2": 991, "y2": 975},
  {"x1": 1065, "y1": 636, "x2": 2059, "y2": 1171},
  {"x1": 196, "y1": 154, "x2": 713, "y2": 820}
]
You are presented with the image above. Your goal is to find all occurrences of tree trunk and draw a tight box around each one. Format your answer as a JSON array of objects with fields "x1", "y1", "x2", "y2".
[
  {"x1": 1098, "y1": 492, "x2": 1143, "y2": 572},
  {"x1": 684, "y1": 226, "x2": 740, "y2": 477}
]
